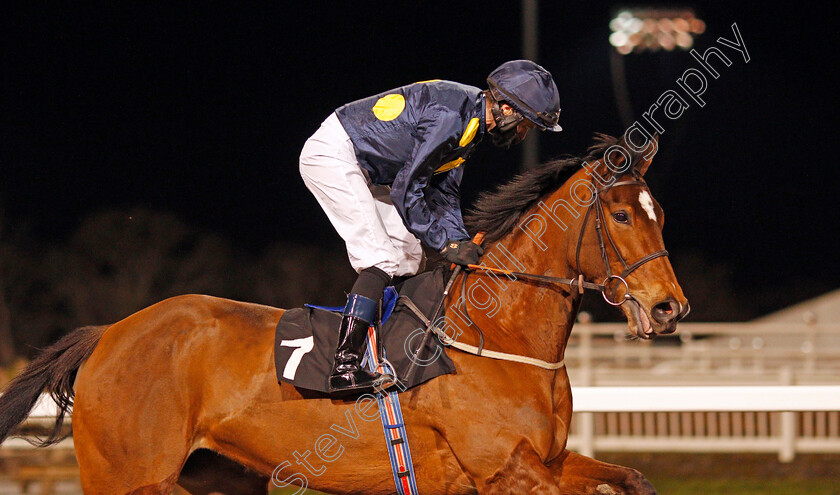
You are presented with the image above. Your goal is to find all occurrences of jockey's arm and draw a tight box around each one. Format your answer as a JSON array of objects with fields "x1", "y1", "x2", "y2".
[
  {"x1": 424, "y1": 167, "x2": 469, "y2": 243},
  {"x1": 390, "y1": 107, "x2": 468, "y2": 251}
]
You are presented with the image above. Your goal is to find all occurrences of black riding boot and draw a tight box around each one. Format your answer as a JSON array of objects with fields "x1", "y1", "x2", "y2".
[{"x1": 328, "y1": 293, "x2": 385, "y2": 393}]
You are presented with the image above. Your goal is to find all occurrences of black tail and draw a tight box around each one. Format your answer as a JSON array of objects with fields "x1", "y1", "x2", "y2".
[{"x1": 0, "y1": 325, "x2": 106, "y2": 447}]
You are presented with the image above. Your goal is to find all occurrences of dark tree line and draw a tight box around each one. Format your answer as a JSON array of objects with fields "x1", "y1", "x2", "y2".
[{"x1": 0, "y1": 207, "x2": 356, "y2": 367}]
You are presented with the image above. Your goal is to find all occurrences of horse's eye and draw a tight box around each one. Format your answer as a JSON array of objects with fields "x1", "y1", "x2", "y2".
[{"x1": 612, "y1": 211, "x2": 630, "y2": 224}]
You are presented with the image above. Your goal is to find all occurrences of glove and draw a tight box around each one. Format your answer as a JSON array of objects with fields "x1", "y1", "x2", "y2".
[{"x1": 440, "y1": 239, "x2": 484, "y2": 266}]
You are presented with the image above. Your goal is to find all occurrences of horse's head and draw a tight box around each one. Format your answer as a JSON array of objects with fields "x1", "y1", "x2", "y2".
[
  {"x1": 564, "y1": 134, "x2": 689, "y2": 339},
  {"x1": 467, "y1": 133, "x2": 688, "y2": 340}
]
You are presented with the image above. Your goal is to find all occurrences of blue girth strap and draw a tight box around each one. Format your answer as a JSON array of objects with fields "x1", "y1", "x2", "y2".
[{"x1": 362, "y1": 287, "x2": 420, "y2": 495}]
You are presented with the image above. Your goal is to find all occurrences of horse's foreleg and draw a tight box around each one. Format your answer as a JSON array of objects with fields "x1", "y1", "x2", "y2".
[
  {"x1": 548, "y1": 450, "x2": 656, "y2": 495},
  {"x1": 477, "y1": 439, "x2": 560, "y2": 494}
]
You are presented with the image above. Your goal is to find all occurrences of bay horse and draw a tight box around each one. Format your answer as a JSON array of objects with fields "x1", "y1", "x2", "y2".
[{"x1": 0, "y1": 133, "x2": 688, "y2": 494}]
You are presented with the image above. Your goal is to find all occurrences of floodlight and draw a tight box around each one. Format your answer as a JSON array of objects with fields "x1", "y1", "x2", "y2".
[{"x1": 609, "y1": 8, "x2": 705, "y2": 54}]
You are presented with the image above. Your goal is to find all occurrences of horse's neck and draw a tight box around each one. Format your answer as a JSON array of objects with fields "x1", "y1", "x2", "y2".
[
  {"x1": 447, "y1": 234, "x2": 582, "y2": 367},
  {"x1": 464, "y1": 171, "x2": 590, "y2": 363},
  {"x1": 446, "y1": 169, "x2": 595, "y2": 366}
]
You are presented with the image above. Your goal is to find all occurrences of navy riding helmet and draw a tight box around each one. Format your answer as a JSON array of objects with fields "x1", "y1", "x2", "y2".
[{"x1": 487, "y1": 60, "x2": 562, "y2": 132}]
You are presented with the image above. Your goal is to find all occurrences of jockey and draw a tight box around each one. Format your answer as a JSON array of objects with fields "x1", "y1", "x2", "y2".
[{"x1": 299, "y1": 60, "x2": 563, "y2": 394}]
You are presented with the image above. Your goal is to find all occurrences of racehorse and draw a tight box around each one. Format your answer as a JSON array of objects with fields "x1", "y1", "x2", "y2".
[{"x1": 0, "y1": 133, "x2": 688, "y2": 494}]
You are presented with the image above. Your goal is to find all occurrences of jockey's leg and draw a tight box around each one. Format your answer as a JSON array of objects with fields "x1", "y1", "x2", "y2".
[
  {"x1": 327, "y1": 268, "x2": 392, "y2": 392},
  {"x1": 369, "y1": 183, "x2": 425, "y2": 277},
  {"x1": 298, "y1": 112, "x2": 403, "y2": 278},
  {"x1": 299, "y1": 112, "x2": 403, "y2": 393}
]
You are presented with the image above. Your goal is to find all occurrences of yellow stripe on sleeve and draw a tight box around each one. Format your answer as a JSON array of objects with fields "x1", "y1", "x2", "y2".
[{"x1": 435, "y1": 157, "x2": 465, "y2": 174}]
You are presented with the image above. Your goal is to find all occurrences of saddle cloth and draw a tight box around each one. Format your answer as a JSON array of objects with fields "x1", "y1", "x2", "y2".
[{"x1": 274, "y1": 268, "x2": 457, "y2": 393}]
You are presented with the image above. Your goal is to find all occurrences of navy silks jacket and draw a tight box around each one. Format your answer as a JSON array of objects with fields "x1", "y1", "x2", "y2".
[{"x1": 335, "y1": 80, "x2": 486, "y2": 251}]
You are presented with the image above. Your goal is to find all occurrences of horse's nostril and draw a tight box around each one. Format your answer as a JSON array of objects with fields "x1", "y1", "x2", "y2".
[{"x1": 651, "y1": 299, "x2": 679, "y2": 324}]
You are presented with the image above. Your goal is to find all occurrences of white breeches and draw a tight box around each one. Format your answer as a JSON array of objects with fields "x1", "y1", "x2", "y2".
[{"x1": 299, "y1": 113, "x2": 424, "y2": 277}]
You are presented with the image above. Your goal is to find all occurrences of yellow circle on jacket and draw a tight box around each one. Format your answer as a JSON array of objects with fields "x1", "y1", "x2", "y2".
[{"x1": 372, "y1": 94, "x2": 406, "y2": 121}]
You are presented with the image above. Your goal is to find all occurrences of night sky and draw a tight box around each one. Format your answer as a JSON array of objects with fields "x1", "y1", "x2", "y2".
[{"x1": 2, "y1": 3, "x2": 837, "y2": 315}]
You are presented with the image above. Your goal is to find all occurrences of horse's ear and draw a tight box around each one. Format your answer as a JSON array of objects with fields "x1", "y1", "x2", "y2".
[
  {"x1": 589, "y1": 133, "x2": 632, "y2": 180},
  {"x1": 635, "y1": 133, "x2": 659, "y2": 177}
]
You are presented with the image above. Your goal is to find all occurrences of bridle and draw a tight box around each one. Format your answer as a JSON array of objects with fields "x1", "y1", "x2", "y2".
[
  {"x1": 468, "y1": 174, "x2": 669, "y2": 306},
  {"x1": 404, "y1": 173, "x2": 672, "y2": 375},
  {"x1": 573, "y1": 175, "x2": 669, "y2": 305}
]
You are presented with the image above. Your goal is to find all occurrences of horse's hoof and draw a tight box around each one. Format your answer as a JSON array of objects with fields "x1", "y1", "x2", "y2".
[{"x1": 596, "y1": 484, "x2": 617, "y2": 495}]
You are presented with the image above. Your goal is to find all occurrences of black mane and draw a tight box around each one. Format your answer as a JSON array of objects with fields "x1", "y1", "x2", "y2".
[{"x1": 465, "y1": 134, "x2": 625, "y2": 243}]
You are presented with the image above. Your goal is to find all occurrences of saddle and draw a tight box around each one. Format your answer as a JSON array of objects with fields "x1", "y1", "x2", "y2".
[{"x1": 273, "y1": 268, "x2": 457, "y2": 393}]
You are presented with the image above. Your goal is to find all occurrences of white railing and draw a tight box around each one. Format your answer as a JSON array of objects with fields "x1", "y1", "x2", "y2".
[
  {"x1": 565, "y1": 322, "x2": 840, "y2": 384},
  {"x1": 562, "y1": 322, "x2": 840, "y2": 462},
  {"x1": 568, "y1": 385, "x2": 840, "y2": 462},
  {"x1": 573, "y1": 385, "x2": 840, "y2": 412}
]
